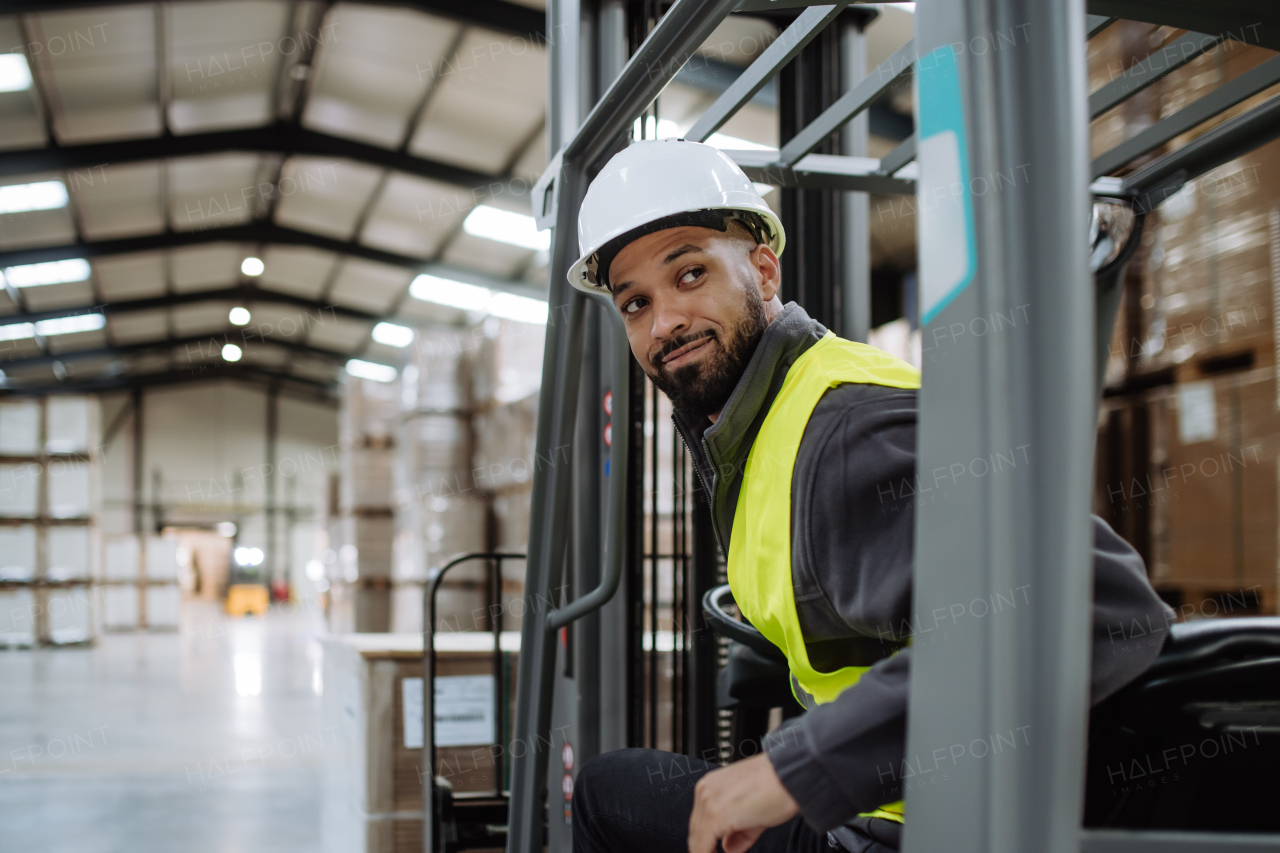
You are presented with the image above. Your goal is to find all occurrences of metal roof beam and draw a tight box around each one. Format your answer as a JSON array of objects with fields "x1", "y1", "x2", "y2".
[
  {"x1": 0, "y1": 124, "x2": 530, "y2": 202},
  {"x1": 0, "y1": 221, "x2": 426, "y2": 270},
  {"x1": 0, "y1": 365, "x2": 341, "y2": 405},
  {"x1": 0, "y1": 0, "x2": 546, "y2": 40},
  {"x1": 1, "y1": 287, "x2": 380, "y2": 326},
  {"x1": 0, "y1": 225, "x2": 551, "y2": 307},
  {"x1": 3, "y1": 331, "x2": 351, "y2": 370}
]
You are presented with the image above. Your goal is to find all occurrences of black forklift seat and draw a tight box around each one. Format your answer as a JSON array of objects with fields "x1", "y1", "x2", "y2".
[
  {"x1": 704, "y1": 586, "x2": 1280, "y2": 832},
  {"x1": 1085, "y1": 617, "x2": 1280, "y2": 833}
]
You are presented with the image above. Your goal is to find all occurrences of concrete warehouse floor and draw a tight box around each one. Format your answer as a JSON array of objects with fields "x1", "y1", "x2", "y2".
[{"x1": 0, "y1": 603, "x2": 326, "y2": 853}]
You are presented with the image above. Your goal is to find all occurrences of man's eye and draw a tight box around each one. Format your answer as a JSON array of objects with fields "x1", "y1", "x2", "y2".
[
  {"x1": 679, "y1": 267, "x2": 704, "y2": 285},
  {"x1": 622, "y1": 298, "x2": 646, "y2": 315}
]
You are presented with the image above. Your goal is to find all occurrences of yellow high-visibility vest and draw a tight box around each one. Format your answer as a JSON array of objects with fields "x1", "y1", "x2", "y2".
[{"x1": 727, "y1": 331, "x2": 921, "y2": 824}]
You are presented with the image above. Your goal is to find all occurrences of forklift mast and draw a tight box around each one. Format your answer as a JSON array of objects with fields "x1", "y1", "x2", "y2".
[{"x1": 486, "y1": 1, "x2": 1280, "y2": 853}]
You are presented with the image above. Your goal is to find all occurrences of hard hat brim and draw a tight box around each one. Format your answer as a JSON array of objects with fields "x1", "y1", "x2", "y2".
[{"x1": 567, "y1": 204, "x2": 786, "y2": 296}]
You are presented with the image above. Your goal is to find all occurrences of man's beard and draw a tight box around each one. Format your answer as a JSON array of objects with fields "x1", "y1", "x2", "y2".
[{"x1": 647, "y1": 288, "x2": 769, "y2": 420}]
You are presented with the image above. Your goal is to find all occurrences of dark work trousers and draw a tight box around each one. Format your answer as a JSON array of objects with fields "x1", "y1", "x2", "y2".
[{"x1": 571, "y1": 748, "x2": 900, "y2": 853}]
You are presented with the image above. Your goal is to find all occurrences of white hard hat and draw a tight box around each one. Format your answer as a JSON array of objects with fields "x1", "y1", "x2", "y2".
[{"x1": 568, "y1": 139, "x2": 785, "y2": 294}]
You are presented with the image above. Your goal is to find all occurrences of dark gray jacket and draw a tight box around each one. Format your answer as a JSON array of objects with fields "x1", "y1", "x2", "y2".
[{"x1": 672, "y1": 303, "x2": 1174, "y2": 839}]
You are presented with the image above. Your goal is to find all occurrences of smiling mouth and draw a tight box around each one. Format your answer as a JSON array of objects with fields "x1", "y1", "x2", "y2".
[{"x1": 662, "y1": 336, "x2": 713, "y2": 366}]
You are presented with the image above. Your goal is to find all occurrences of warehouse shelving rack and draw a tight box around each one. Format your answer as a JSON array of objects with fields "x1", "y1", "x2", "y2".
[{"x1": 505, "y1": 1, "x2": 1280, "y2": 852}]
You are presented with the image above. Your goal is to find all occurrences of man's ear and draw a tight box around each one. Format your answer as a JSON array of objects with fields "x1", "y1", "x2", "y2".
[{"x1": 751, "y1": 243, "x2": 782, "y2": 302}]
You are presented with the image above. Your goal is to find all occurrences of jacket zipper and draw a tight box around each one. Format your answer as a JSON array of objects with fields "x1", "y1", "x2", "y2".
[{"x1": 673, "y1": 417, "x2": 727, "y2": 556}]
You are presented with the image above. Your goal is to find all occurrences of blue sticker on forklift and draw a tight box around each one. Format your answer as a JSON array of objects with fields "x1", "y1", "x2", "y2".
[{"x1": 916, "y1": 44, "x2": 977, "y2": 327}]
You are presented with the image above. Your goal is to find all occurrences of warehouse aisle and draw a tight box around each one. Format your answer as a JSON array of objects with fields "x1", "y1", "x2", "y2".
[{"x1": 0, "y1": 602, "x2": 327, "y2": 853}]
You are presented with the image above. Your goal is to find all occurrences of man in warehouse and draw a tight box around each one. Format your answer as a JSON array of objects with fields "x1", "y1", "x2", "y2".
[{"x1": 566, "y1": 139, "x2": 1174, "y2": 853}]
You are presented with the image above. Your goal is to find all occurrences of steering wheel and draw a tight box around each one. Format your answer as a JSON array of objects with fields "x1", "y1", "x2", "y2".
[{"x1": 701, "y1": 584, "x2": 786, "y2": 663}]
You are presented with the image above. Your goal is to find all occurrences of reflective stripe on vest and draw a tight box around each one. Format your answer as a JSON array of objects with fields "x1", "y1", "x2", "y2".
[{"x1": 726, "y1": 331, "x2": 921, "y2": 824}]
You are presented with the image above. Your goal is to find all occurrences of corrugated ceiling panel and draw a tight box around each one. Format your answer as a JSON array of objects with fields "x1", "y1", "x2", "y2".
[
  {"x1": 94, "y1": 253, "x2": 168, "y2": 301},
  {"x1": 171, "y1": 243, "x2": 242, "y2": 292},
  {"x1": 167, "y1": 0, "x2": 292, "y2": 134},
  {"x1": 108, "y1": 308, "x2": 169, "y2": 344},
  {"x1": 15, "y1": 280, "x2": 96, "y2": 312},
  {"x1": 46, "y1": 328, "x2": 107, "y2": 354},
  {"x1": 406, "y1": 29, "x2": 546, "y2": 174},
  {"x1": 64, "y1": 356, "x2": 114, "y2": 379},
  {"x1": 239, "y1": 301, "x2": 317, "y2": 344},
  {"x1": 326, "y1": 258, "x2": 410, "y2": 315},
  {"x1": 510, "y1": 132, "x2": 547, "y2": 185},
  {"x1": 28, "y1": 6, "x2": 162, "y2": 143},
  {"x1": 359, "y1": 172, "x2": 471, "y2": 260},
  {"x1": 169, "y1": 153, "x2": 269, "y2": 231},
  {"x1": 73, "y1": 161, "x2": 164, "y2": 240},
  {"x1": 172, "y1": 301, "x2": 229, "y2": 337},
  {"x1": 302, "y1": 4, "x2": 461, "y2": 149},
  {"x1": 0, "y1": 172, "x2": 77, "y2": 250},
  {"x1": 304, "y1": 313, "x2": 371, "y2": 352},
  {"x1": 0, "y1": 339, "x2": 44, "y2": 362},
  {"x1": 242, "y1": 342, "x2": 289, "y2": 368},
  {"x1": 273, "y1": 156, "x2": 380, "y2": 241},
  {"x1": 394, "y1": 293, "x2": 468, "y2": 325},
  {"x1": 0, "y1": 17, "x2": 48, "y2": 150},
  {"x1": 288, "y1": 356, "x2": 339, "y2": 383},
  {"x1": 257, "y1": 245, "x2": 337, "y2": 299},
  {"x1": 125, "y1": 352, "x2": 172, "y2": 375},
  {"x1": 440, "y1": 231, "x2": 533, "y2": 280}
]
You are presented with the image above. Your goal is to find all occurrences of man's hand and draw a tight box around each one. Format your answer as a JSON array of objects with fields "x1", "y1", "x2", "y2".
[{"x1": 688, "y1": 752, "x2": 800, "y2": 853}]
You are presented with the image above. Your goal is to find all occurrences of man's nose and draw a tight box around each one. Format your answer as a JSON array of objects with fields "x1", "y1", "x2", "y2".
[{"x1": 650, "y1": 297, "x2": 689, "y2": 343}]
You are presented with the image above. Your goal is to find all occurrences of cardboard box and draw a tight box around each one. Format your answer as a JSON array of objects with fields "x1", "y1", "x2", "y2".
[{"x1": 320, "y1": 633, "x2": 519, "y2": 853}]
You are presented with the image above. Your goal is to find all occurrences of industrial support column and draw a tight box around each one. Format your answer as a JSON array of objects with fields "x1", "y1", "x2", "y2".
[
  {"x1": 840, "y1": 14, "x2": 871, "y2": 343},
  {"x1": 266, "y1": 384, "x2": 279, "y2": 594},
  {"x1": 903, "y1": 3, "x2": 1093, "y2": 853}
]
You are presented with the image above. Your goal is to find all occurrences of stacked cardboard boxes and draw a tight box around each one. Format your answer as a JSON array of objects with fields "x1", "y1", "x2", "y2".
[
  {"x1": 331, "y1": 377, "x2": 400, "y2": 633},
  {"x1": 0, "y1": 397, "x2": 101, "y2": 646},
  {"x1": 98, "y1": 534, "x2": 181, "y2": 631},
  {"x1": 1090, "y1": 22, "x2": 1280, "y2": 615},
  {"x1": 393, "y1": 329, "x2": 486, "y2": 635}
]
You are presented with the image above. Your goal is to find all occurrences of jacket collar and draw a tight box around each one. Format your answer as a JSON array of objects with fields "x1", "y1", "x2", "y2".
[{"x1": 673, "y1": 302, "x2": 826, "y2": 554}]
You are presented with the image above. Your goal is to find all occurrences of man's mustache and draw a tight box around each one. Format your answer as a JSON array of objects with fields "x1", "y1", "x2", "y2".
[{"x1": 651, "y1": 329, "x2": 717, "y2": 370}]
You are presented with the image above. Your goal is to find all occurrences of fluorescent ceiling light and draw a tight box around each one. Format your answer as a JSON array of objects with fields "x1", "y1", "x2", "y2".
[
  {"x1": 346, "y1": 358, "x2": 397, "y2": 383},
  {"x1": 229, "y1": 307, "x2": 251, "y2": 325},
  {"x1": 409, "y1": 273, "x2": 492, "y2": 312},
  {"x1": 372, "y1": 322, "x2": 414, "y2": 348},
  {"x1": 0, "y1": 54, "x2": 32, "y2": 93},
  {"x1": 222, "y1": 343, "x2": 242, "y2": 362},
  {"x1": 489, "y1": 292, "x2": 549, "y2": 325},
  {"x1": 35, "y1": 314, "x2": 104, "y2": 336},
  {"x1": 463, "y1": 205, "x2": 550, "y2": 251},
  {"x1": 3, "y1": 258, "x2": 89, "y2": 288},
  {"x1": 409, "y1": 273, "x2": 549, "y2": 325},
  {"x1": 241, "y1": 257, "x2": 264, "y2": 276},
  {"x1": 0, "y1": 180, "x2": 68, "y2": 214},
  {"x1": 0, "y1": 322, "x2": 34, "y2": 341}
]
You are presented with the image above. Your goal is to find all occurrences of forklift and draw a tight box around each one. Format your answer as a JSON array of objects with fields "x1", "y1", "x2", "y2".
[{"x1": 422, "y1": 1, "x2": 1280, "y2": 851}]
